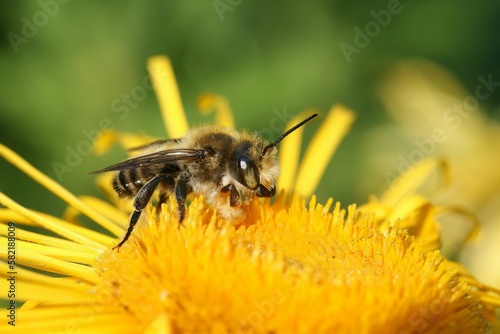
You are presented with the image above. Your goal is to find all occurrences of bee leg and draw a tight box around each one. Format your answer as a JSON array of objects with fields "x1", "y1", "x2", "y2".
[
  {"x1": 221, "y1": 184, "x2": 241, "y2": 206},
  {"x1": 114, "y1": 176, "x2": 162, "y2": 250},
  {"x1": 155, "y1": 176, "x2": 175, "y2": 212},
  {"x1": 175, "y1": 177, "x2": 190, "y2": 223},
  {"x1": 255, "y1": 184, "x2": 276, "y2": 198}
]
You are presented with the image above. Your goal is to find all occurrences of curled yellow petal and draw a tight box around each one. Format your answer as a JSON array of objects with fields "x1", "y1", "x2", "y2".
[
  {"x1": 436, "y1": 205, "x2": 481, "y2": 242},
  {"x1": 381, "y1": 158, "x2": 450, "y2": 206},
  {"x1": 93, "y1": 130, "x2": 157, "y2": 156},
  {"x1": 197, "y1": 93, "x2": 235, "y2": 128},
  {"x1": 147, "y1": 55, "x2": 189, "y2": 138}
]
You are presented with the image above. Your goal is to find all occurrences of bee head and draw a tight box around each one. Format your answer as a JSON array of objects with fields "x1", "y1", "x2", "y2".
[
  {"x1": 231, "y1": 113, "x2": 318, "y2": 190},
  {"x1": 232, "y1": 141, "x2": 261, "y2": 189}
]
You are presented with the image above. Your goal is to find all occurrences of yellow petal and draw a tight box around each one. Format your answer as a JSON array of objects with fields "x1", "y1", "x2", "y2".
[
  {"x1": 0, "y1": 245, "x2": 99, "y2": 283},
  {"x1": 0, "y1": 279, "x2": 90, "y2": 304},
  {"x1": 277, "y1": 109, "x2": 318, "y2": 193},
  {"x1": 0, "y1": 238, "x2": 96, "y2": 264},
  {"x1": 0, "y1": 262, "x2": 90, "y2": 291},
  {"x1": 0, "y1": 193, "x2": 110, "y2": 249},
  {"x1": 295, "y1": 105, "x2": 355, "y2": 197},
  {"x1": 0, "y1": 144, "x2": 122, "y2": 236},
  {"x1": 145, "y1": 313, "x2": 173, "y2": 334},
  {"x1": 64, "y1": 195, "x2": 129, "y2": 229},
  {"x1": 147, "y1": 55, "x2": 189, "y2": 138},
  {"x1": 0, "y1": 219, "x2": 98, "y2": 253},
  {"x1": 0, "y1": 305, "x2": 138, "y2": 334}
]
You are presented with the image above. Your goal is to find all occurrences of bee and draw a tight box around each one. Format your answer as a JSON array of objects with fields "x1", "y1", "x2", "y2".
[{"x1": 91, "y1": 113, "x2": 318, "y2": 249}]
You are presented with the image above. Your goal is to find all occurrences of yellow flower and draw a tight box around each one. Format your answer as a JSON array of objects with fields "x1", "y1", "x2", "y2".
[
  {"x1": 0, "y1": 55, "x2": 499, "y2": 333},
  {"x1": 374, "y1": 59, "x2": 500, "y2": 287}
]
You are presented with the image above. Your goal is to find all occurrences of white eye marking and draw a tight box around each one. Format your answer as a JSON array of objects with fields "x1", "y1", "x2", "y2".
[{"x1": 240, "y1": 160, "x2": 247, "y2": 169}]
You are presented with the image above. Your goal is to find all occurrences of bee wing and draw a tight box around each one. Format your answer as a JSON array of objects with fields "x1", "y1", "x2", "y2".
[
  {"x1": 127, "y1": 138, "x2": 182, "y2": 152},
  {"x1": 89, "y1": 148, "x2": 203, "y2": 174}
]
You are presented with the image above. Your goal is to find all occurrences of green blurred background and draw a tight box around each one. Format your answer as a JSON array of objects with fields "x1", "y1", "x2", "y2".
[{"x1": 1, "y1": 1, "x2": 499, "y2": 218}]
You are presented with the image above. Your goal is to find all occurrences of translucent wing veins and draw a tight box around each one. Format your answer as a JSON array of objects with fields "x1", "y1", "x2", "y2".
[{"x1": 89, "y1": 148, "x2": 204, "y2": 174}]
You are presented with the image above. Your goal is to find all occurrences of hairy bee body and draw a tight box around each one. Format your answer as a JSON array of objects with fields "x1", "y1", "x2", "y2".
[
  {"x1": 91, "y1": 114, "x2": 317, "y2": 249},
  {"x1": 112, "y1": 126, "x2": 280, "y2": 222}
]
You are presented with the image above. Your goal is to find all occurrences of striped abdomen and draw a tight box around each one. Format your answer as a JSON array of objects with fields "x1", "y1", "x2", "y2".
[
  {"x1": 112, "y1": 164, "x2": 181, "y2": 198},
  {"x1": 112, "y1": 169, "x2": 146, "y2": 198}
]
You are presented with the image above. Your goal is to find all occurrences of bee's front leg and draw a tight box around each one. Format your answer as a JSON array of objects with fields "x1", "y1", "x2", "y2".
[
  {"x1": 175, "y1": 175, "x2": 191, "y2": 223},
  {"x1": 255, "y1": 184, "x2": 276, "y2": 198},
  {"x1": 221, "y1": 184, "x2": 241, "y2": 207}
]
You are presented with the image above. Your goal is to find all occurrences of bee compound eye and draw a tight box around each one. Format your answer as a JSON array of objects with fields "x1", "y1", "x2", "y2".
[{"x1": 237, "y1": 155, "x2": 260, "y2": 190}]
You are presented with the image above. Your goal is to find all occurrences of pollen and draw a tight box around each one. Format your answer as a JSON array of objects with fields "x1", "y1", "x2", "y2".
[{"x1": 93, "y1": 195, "x2": 491, "y2": 333}]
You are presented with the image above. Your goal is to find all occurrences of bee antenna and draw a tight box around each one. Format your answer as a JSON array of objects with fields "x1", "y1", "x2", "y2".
[{"x1": 261, "y1": 113, "x2": 318, "y2": 157}]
